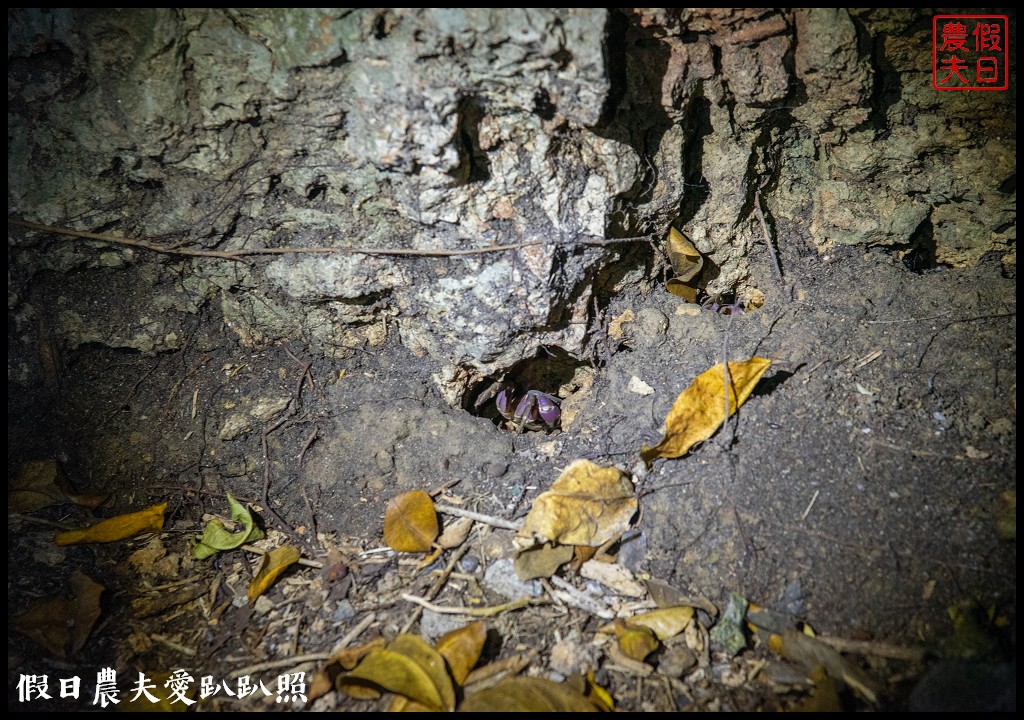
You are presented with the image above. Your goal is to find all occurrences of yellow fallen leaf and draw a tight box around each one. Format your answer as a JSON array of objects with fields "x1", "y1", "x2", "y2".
[
  {"x1": 391, "y1": 622, "x2": 488, "y2": 710},
  {"x1": 247, "y1": 545, "x2": 302, "y2": 603},
  {"x1": 513, "y1": 460, "x2": 637, "y2": 551},
  {"x1": 384, "y1": 490, "x2": 439, "y2": 553},
  {"x1": 602, "y1": 606, "x2": 695, "y2": 641},
  {"x1": 436, "y1": 621, "x2": 487, "y2": 686},
  {"x1": 641, "y1": 357, "x2": 772, "y2": 465},
  {"x1": 309, "y1": 638, "x2": 388, "y2": 702},
  {"x1": 620, "y1": 627, "x2": 660, "y2": 661},
  {"x1": 514, "y1": 542, "x2": 575, "y2": 580},
  {"x1": 55, "y1": 502, "x2": 167, "y2": 545},
  {"x1": 340, "y1": 634, "x2": 455, "y2": 711},
  {"x1": 460, "y1": 676, "x2": 600, "y2": 712},
  {"x1": 584, "y1": 671, "x2": 615, "y2": 711},
  {"x1": 192, "y1": 493, "x2": 265, "y2": 560},
  {"x1": 795, "y1": 665, "x2": 843, "y2": 712},
  {"x1": 604, "y1": 619, "x2": 660, "y2": 661}
]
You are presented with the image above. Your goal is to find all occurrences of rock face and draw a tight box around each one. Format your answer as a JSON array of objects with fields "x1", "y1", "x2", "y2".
[{"x1": 8, "y1": 9, "x2": 1014, "y2": 401}]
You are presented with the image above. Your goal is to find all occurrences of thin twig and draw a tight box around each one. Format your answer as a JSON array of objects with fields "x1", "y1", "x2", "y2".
[
  {"x1": 229, "y1": 652, "x2": 334, "y2": 679},
  {"x1": 866, "y1": 312, "x2": 952, "y2": 324},
  {"x1": 332, "y1": 612, "x2": 377, "y2": 654},
  {"x1": 816, "y1": 635, "x2": 925, "y2": 663},
  {"x1": 427, "y1": 477, "x2": 463, "y2": 497},
  {"x1": 151, "y1": 634, "x2": 197, "y2": 657},
  {"x1": 916, "y1": 311, "x2": 1016, "y2": 367},
  {"x1": 800, "y1": 489, "x2": 820, "y2": 521},
  {"x1": 435, "y1": 504, "x2": 522, "y2": 531},
  {"x1": 401, "y1": 593, "x2": 546, "y2": 617},
  {"x1": 753, "y1": 175, "x2": 790, "y2": 301},
  {"x1": 546, "y1": 575, "x2": 615, "y2": 618},
  {"x1": 400, "y1": 542, "x2": 472, "y2": 634},
  {"x1": 297, "y1": 424, "x2": 318, "y2": 466},
  {"x1": 10, "y1": 218, "x2": 654, "y2": 262}
]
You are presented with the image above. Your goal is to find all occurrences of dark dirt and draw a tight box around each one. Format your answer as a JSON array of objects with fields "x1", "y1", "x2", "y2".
[{"x1": 7, "y1": 240, "x2": 1015, "y2": 711}]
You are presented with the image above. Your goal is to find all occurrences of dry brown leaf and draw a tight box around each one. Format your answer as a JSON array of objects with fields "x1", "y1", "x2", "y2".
[
  {"x1": 10, "y1": 459, "x2": 70, "y2": 512},
  {"x1": 340, "y1": 634, "x2": 455, "y2": 711},
  {"x1": 384, "y1": 622, "x2": 488, "y2": 707},
  {"x1": 10, "y1": 459, "x2": 107, "y2": 512},
  {"x1": 11, "y1": 570, "x2": 103, "y2": 658},
  {"x1": 579, "y1": 560, "x2": 646, "y2": 597},
  {"x1": 514, "y1": 542, "x2": 575, "y2": 580},
  {"x1": 665, "y1": 227, "x2": 704, "y2": 303},
  {"x1": 567, "y1": 544, "x2": 598, "y2": 573},
  {"x1": 608, "y1": 606, "x2": 695, "y2": 641},
  {"x1": 768, "y1": 628, "x2": 880, "y2": 704},
  {"x1": 247, "y1": 545, "x2": 302, "y2": 603},
  {"x1": 54, "y1": 502, "x2": 168, "y2": 545},
  {"x1": 311, "y1": 639, "x2": 387, "y2": 700},
  {"x1": 641, "y1": 357, "x2": 772, "y2": 465},
  {"x1": 436, "y1": 621, "x2": 487, "y2": 686},
  {"x1": 619, "y1": 624, "x2": 660, "y2": 662},
  {"x1": 513, "y1": 460, "x2": 636, "y2": 551},
  {"x1": 384, "y1": 490, "x2": 439, "y2": 553},
  {"x1": 437, "y1": 515, "x2": 475, "y2": 549},
  {"x1": 459, "y1": 676, "x2": 600, "y2": 712}
]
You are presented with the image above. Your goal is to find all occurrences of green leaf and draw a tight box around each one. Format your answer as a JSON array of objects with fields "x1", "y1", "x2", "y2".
[{"x1": 192, "y1": 492, "x2": 265, "y2": 559}]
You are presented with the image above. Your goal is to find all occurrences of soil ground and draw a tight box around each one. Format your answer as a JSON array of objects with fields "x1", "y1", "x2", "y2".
[{"x1": 8, "y1": 241, "x2": 1016, "y2": 711}]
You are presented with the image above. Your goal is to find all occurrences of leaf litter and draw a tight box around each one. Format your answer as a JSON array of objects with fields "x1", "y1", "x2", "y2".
[{"x1": 9, "y1": 296, "x2": 991, "y2": 712}]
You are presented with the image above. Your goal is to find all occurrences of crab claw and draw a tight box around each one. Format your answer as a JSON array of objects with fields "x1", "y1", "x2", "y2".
[
  {"x1": 495, "y1": 387, "x2": 514, "y2": 419},
  {"x1": 533, "y1": 392, "x2": 560, "y2": 426}
]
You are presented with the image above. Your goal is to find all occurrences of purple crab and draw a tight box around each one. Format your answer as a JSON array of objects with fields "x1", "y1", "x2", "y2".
[{"x1": 495, "y1": 386, "x2": 561, "y2": 432}]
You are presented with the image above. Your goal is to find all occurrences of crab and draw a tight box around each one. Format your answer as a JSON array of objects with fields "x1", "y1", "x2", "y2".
[{"x1": 495, "y1": 386, "x2": 561, "y2": 432}]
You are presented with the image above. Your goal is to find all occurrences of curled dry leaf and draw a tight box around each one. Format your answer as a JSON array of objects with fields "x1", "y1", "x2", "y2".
[
  {"x1": 602, "y1": 606, "x2": 695, "y2": 641},
  {"x1": 384, "y1": 490, "x2": 439, "y2": 553},
  {"x1": 665, "y1": 227, "x2": 704, "y2": 303},
  {"x1": 641, "y1": 357, "x2": 772, "y2": 466},
  {"x1": 55, "y1": 502, "x2": 168, "y2": 546},
  {"x1": 309, "y1": 638, "x2": 388, "y2": 702},
  {"x1": 609, "y1": 619, "x2": 661, "y2": 661},
  {"x1": 247, "y1": 545, "x2": 302, "y2": 603},
  {"x1": 10, "y1": 459, "x2": 107, "y2": 512},
  {"x1": 436, "y1": 621, "x2": 487, "y2": 686},
  {"x1": 514, "y1": 460, "x2": 637, "y2": 551},
  {"x1": 437, "y1": 515, "x2": 475, "y2": 549},
  {"x1": 390, "y1": 620, "x2": 488, "y2": 710},
  {"x1": 340, "y1": 634, "x2": 455, "y2": 711}
]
